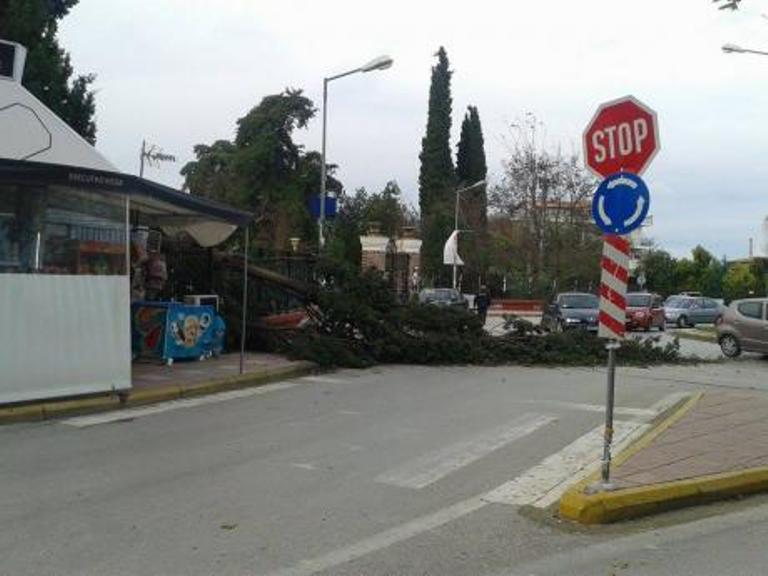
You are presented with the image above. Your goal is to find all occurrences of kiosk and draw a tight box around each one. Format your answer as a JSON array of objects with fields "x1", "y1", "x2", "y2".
[{"x1": 0, "y1": 40, "x2": 252, "y2": 404}]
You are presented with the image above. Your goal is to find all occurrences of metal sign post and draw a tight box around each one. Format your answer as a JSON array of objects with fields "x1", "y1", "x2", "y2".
[{"x1": 601, "y1": 340, "x2": 620, "y2": 485}]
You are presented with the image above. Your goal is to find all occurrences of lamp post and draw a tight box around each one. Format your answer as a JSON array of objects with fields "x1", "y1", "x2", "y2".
[
  {"x1": 318, "y1": 55, "x2": 393, "y2": 250},
  {"x1": 722, "y1": 43, "x2": 768, "y2": 56},
  {"x1": 452, "y1": 179, "x2": 486, "y2": 290}
]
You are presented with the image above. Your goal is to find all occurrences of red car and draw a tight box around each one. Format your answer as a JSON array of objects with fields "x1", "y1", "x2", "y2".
[{"x1": 625, "y1": 292, "x2": 666, "y2": 332}]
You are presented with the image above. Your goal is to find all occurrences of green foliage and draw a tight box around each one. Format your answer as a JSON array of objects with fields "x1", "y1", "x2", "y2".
[
  {"x1": 640, "y1": 245, "x2": 726, "y2": 297},
  {"x1": 0, "y1": 0, "x2": 97, "y2": 143},
  {"x1": 456, "y1": 105, "x2": 489, "y2": 292},
  {"x1": 279, "y1": 261, "x2": 684, "y2": 368},
  {"x1": 324, "y1": 181, "x2": 416, "y2": 269},
  {"x1": 418, "y1": 47, "x2": 456, "y2": 281},
  {"x1": 456, "y1": 106, "x2": 487, "y2": 187},
  {"x1": 181, "y1": 89, "x2": 340, "y2": 253},
  {"x1": 641, "y1": 249, "x2": 678, "y2": 296},
  {"x1": 723, "y1": 262, "x2": 765, "y2": 301}
]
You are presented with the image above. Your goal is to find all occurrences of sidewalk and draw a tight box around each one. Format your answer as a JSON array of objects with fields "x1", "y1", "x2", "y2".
[
  {"x1": 561, "y1": 391, "x2": 768, "y2": 523},
  {"x1": 0, "y1": 353, "x2": 316, "y2": 424}
]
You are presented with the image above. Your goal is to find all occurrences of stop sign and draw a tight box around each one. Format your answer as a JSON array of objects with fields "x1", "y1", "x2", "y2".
[{"x1": 583, "y1": 96, "x2": 659, "y2": 178}]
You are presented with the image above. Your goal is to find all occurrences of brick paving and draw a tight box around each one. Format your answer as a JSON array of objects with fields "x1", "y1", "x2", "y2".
[
  {"x1": 613, "y1": 391, "x2": 768, "y2": 489},
  {"x1": 131, "y1": 352, "x2": 305, "y2": 390}
]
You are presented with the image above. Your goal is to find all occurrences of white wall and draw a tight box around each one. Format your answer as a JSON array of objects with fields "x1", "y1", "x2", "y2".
[{"x1": 0, "y1": 274, "x2": 131, "y2": 404}]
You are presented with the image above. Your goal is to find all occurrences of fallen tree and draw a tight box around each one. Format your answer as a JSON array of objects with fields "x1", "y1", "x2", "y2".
[{"x1": 275, "y1": 261, "x2": 684, "y2": 368}]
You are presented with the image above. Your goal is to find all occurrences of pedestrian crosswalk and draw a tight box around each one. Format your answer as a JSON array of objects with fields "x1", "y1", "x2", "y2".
[{"x1": 375, "y1": 413, "x2": 557, "y2": 489}]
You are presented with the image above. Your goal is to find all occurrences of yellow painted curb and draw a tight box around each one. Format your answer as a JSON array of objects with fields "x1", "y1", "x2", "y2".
[
  {"x1": 0, "y1": 362, "x2": 317, "y2": 424},
  {"x1": 125, "y1": 385, "x2": 183, "y2": 406},
  {"x1": 560, "y1": 391, "x2": 715, "y2": 524},
  {"x1": 42, "y1": 395, "x2": 122, "y2": 419},
  {"x1": 560, "y1": 467, "x2": 768, "y2": 524},
  {"x1": 0, "y1": 403, "x2": 46, "y2": 423},
  {"x1": 181, "y1": 362, "x2": 316, "y2": 397}
]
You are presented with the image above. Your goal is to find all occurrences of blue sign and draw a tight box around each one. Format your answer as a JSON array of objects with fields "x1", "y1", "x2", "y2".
[
  {"x1": 591, "y1": 171, "x2": 650, "y2": 235},
  {"x1": 309, "y1": 196, "x2": 338, "y2": 219}
]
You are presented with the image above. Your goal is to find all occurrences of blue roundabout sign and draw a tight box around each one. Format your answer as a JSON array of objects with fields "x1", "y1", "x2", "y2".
[{"x1": 591, "y1": 171, "x2": 650, "y2": 235}]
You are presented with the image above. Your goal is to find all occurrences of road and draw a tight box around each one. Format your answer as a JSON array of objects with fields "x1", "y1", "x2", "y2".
[{"x1": 2, "y1": 353, "x2": 767, "y2": 576}]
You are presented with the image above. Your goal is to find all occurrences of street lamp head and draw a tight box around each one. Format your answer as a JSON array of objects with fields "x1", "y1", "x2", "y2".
[
  {"x1": 457, "y1": 179, "x2": 487, "y2": 193},
  {"x1": 360, "y1": 55, "x2": 394, "y2": 72},
  {"x1": 722, "y1": 43, "x2": 745, "y2": 53}
]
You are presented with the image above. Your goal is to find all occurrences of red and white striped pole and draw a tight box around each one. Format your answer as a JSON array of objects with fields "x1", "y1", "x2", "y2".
[{"x1": 597, "y1": 234, "x2": 631, "y2": 485}]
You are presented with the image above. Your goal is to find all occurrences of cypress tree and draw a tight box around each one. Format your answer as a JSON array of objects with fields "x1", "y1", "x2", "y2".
[
  {"x1": 455, "y1": 105, "x2": 488, "y2": 292},
  {"x1": 456, "y1": 105, "x2": 488, "y2": 228},
  {"x1": 418, "y1": 47, "x2": 456, "y2": 284}
]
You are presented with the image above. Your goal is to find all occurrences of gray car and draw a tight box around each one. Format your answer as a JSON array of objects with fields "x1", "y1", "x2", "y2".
[
  {"x1": 541, "y1": 292, "x2": 599, "y2": 332},
  {"x1": 418, "y1": 288, "x2": 468, "y2": 309},
  {"x1": 664, "y1": 295, "x2": 724, "y2": 328},
  {"x1": 717, "y1": 298, "x2": 768, "y2": 357}
]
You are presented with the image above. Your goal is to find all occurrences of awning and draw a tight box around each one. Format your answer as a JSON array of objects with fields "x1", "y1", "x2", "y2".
[{"x1": 0, "y1": 158, "x2": 252, "y2": 246}]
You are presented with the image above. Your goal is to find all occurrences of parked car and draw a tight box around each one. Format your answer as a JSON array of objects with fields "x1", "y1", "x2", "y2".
[
  {"x1": 625, "y1": 292, "x2": 665, "y2": 332},
  {"x1": 418, "y1": 288, "x2": 468, "y2": 309},
  {"x1": 717, "y1": 298, "x2": 768, "y2": 357},
  {"x1": 664, "y1": 295, "x2": 723, "y2": 328},
  {"x1": 541, "y1": 292, "x2": 599, "y2": 332}
]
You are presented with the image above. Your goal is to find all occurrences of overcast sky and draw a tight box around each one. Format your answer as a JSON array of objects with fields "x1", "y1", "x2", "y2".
[{"x1": 58, "y1": 0, "x2": 768, "y2": 259}]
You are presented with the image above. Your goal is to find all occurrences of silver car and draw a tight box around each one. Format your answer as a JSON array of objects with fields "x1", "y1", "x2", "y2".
[
  {"x1": 717, "y1": 298, "x2": 768, "y2": 357},
  {"x1": 664, "y1": 295, "x2": 724, "y2": 328}
]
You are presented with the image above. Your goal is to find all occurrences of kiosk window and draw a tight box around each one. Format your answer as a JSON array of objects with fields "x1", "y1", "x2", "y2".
[{"x1": 0, "y1": 183, "x2": 127, "y2": 275}]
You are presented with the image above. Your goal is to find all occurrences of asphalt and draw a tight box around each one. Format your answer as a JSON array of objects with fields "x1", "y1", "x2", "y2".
[
  {"x1": 507, "y1": 495, "x2": 768, "y2": 576},
  {"x1": 4, "y1": 350, "x2": 766, "y2": 576}
]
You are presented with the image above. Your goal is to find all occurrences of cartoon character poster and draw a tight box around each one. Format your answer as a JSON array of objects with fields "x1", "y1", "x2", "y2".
[
  {"x1": 169, "y1": 310, "x2": 212, "y2": 349},
  {"x1": 132, "y1": 303, "x2": 223, "y2": 362}
]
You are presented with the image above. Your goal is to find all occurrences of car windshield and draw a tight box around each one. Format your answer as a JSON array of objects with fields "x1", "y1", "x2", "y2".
[
  {"x1": 559, "y1": 294, "x2": 598, "y2": 309},
  {"x1": 666, "y1": 297, "x2": 692, "y2": 309},
  {"x1": 627, "y1": 294, "x2": 651, "y2": 307}
]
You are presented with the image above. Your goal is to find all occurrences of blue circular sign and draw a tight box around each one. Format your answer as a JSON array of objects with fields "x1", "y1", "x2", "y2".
[{"x1": 591, "y1": 171, "x2": 650, "y2": 235}]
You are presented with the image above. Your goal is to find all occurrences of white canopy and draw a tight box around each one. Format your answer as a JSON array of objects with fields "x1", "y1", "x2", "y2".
[{"x1": 0, "y1": 77, "x2": 115, "y2": 171}]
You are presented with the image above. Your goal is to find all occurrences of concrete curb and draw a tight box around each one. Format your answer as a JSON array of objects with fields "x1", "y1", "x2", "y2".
[
  {"x1": 0, "y1": 361, "x2": 317, "y2": 425},
  {"x1": 555, "y1": 391, "x2": 764, "y2": 524}
]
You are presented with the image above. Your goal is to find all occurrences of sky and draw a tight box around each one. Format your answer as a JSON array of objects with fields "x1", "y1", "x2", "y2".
[{"x1": 57, "y1": 0, "x2": 768, "y2": 259}]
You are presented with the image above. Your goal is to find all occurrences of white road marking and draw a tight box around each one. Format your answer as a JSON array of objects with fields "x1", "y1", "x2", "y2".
[
  {"x1": 375, "y1": 413, "x2": 556, "y2": 489},
  {"x1": 263, "y1": 496, "x2": 487, "y2": 576},
  {"x1": 483, "y1": 420, "x2": 649, "y2": 507},
  {"x1": 61, "y1": 382, "x2": 300, "y2": 428},
  {"x1": 521, "y1": 400, "x2": 655, "y2": 418},
  {"x1": 290, "y1": 463, "x2": 317, "y2": 471},
  {"x1": 301, "y1": 376, "x2": 346, "y2": 384},
  {"x1": 337, "y1": 410, "x2": 363, "y2": 416}
]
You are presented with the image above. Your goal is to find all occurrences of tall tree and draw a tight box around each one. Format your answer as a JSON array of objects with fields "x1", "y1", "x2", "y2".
[
  {"x1": 418, "y1": 47, "x2": 456, "y2": 284},
  {"x1": 456, "y1": 105, "x2": 488, "y2": 291},
  {"x1": 0, "y1": 0, "x2": 97, "y2": 143},
  {"x1": 181, "y1": 89, "x2": 341, "y2": 253}
]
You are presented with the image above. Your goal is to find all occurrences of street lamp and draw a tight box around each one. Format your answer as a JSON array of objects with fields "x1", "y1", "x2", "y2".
[
  {"x1": 722, "y1": 43, "x2": 768, "y2": 56},
  {"x1": 318, "y1": 55, "x2": 394, "y2": 250},
  {"x1": 451, "y1": 179, "x2": 486, "y2": 290}
]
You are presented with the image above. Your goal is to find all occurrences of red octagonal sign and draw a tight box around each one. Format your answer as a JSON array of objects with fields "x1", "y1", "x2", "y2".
[{"x1": 583, "y1": 95, "x2": 659, "y2": 178}]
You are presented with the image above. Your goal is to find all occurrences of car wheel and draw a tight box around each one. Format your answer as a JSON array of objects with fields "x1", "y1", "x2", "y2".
[
  {"x1": 677, "y1": 316, "x2": 688, "y2": 329},
  {"x1": 720, "y1": 334, "x2": 742, "y2": 358},
  {"x1": 659, "y1": 321, "x2": 666, "y2": 332}
]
